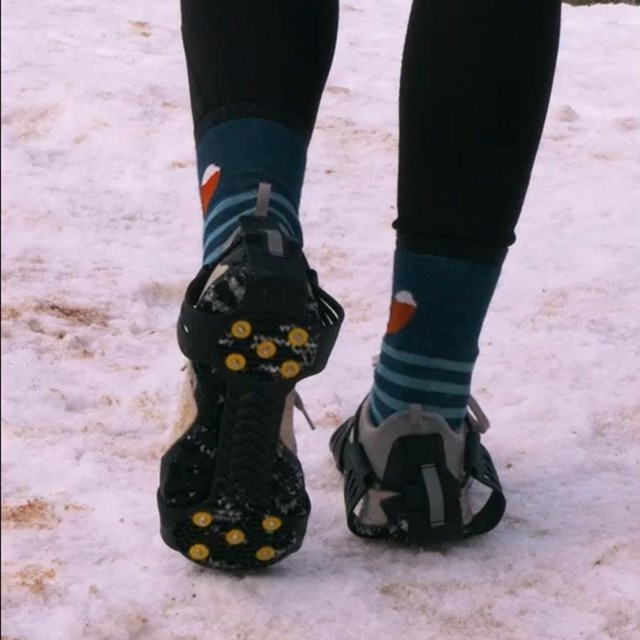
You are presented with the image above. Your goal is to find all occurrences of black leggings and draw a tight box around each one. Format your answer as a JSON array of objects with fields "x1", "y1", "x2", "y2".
[{"x1": 181, "y1": 0, "x2": 561, "y2": 265}]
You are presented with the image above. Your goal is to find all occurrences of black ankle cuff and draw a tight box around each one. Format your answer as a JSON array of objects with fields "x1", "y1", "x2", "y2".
[
  {"x1": 396, "y1": 233, "x2": 508, "y2": 267},
  {"x1": 195, "y1": 103, "x2": 311, "y2": 145}
]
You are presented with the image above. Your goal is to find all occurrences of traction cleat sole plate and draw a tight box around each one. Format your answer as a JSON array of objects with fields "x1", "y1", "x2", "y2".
[{"x1": 159, "y1": 212, "x2": 344, "y2": 570}]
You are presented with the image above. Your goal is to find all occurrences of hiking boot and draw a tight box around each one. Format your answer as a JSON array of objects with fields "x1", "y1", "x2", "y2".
[
  {"x1": 329, "y1": 395, "x2": 506, "y2": 543},
  {"x1": 158, "y1": 184, "x2": 343, "y2": 570}
]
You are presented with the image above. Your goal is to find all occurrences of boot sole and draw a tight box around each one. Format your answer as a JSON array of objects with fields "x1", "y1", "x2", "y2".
[{"x1": 158, "y1": 314, "x2": 317, "y2": 571}]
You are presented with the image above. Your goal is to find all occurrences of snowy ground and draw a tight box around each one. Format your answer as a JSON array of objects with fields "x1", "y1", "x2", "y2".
[{"x1": 2, "y1": 1, "x2": 640, "y2": 639}]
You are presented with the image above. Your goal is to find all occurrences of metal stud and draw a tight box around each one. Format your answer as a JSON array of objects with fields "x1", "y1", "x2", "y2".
[
  {"x1": 280, "y1": 360, "x2": 300, "y2": 379},
  {"x1": 256, "y1": 340, "x2": 277, "y2": 359},
  {"x1": 288, "y1": 328, "x2": 309, "y2": 347},
  {"x1": 231, "y1": 320, "x2": 252, "y2": 339},
  {"x1": 225, "y1": 353, "x2": 247, "y2": 371},
  {"x1": 255, "y1": 546, "x2": 276, "y2": 562},
  {"x1": 188, "y1": 544, "x2": 210, "y2": 561},
  {"x1": 262, "y1": 516, "x2": 282, "y2": 533},
  {"x1": 192, "y1": 512, "x2": 213, "y2": 528},
  {"x1": 225, "y1": 529, "x2": 246, "y2": 546}
]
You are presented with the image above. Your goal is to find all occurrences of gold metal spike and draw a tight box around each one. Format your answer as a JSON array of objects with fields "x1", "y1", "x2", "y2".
[
  {"x1": 280, "y1": 360, "x2": 300, "y2": 379},
  {"x1": 225, "y1": 353, "x2": 247, "y2": 371},
  {"x1": 191, "y1": 512, "x2": 213, "y2": 528},
  {"x1": 288, "y1": 328, "x2": 309, "y2": 347},
  {"x1": 255, "y1": 546, "x2": 276, "y2": 562},
  {"x1": 256, "y1": 340, "x2": 277, "y2": 359},
  {"x1": 262, "y1": 516, "x2": 282, "y2": 533},
  {"x1": 188, "y1": 544, "x2": 210, "y2": 561},
  {"x1": 231, "y1": 320, "x2": 252, "y2": 339},
  {"x1": 225, "y1": 529, "x2": 246, "y2": 546}
]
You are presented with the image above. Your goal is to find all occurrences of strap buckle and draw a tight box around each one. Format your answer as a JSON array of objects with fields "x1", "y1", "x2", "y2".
[{"x1": 466, "y1": 395, "x2": 490, "y2": 434}]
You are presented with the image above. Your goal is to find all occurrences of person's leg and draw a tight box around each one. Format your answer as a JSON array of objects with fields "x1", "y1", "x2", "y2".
[
  {"x1": 369, "y1": 0, "x2": 562, "y2": 430},
  {"x1": 181, "y1": 0, "x2": 339, "y2": 263},
  {"x1": 332, "y1": 0, "x2": 561, "y2": 543},
  {"x1": 159, "y1": 0, "x2": 342, "y2": 571}
]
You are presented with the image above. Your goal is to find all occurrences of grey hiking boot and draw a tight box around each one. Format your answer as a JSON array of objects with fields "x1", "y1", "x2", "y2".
[{"x1": 329, "y1": 395, "x2": 506, "y2": 543}]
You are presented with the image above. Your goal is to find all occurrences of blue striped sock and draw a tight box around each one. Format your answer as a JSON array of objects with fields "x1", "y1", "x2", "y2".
[
  {"x1": 370, "y1": 250, "x2": 501, "y2": 430},
  {"x1": 196, "y1": 119, "x2": 306, "y2": 265}
]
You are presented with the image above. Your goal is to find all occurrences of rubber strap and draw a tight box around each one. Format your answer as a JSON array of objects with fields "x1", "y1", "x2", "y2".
[
  {"x1": 177, "y1": 219, "x2": 344, "y2": 373},
  {"x1": 333, "y1": 407, "x2": 506, "y2": 541},
  {"x1": 463, "y1": 441, "x2": 506, "y2": 537},
  {"x1": 421, "y1": 464, "x2": 445, "y2": 527}
]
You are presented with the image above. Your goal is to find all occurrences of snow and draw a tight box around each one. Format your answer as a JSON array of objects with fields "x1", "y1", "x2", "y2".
[{"x1": 2, "y1": 1, "x2": 640, "y2": 639}]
